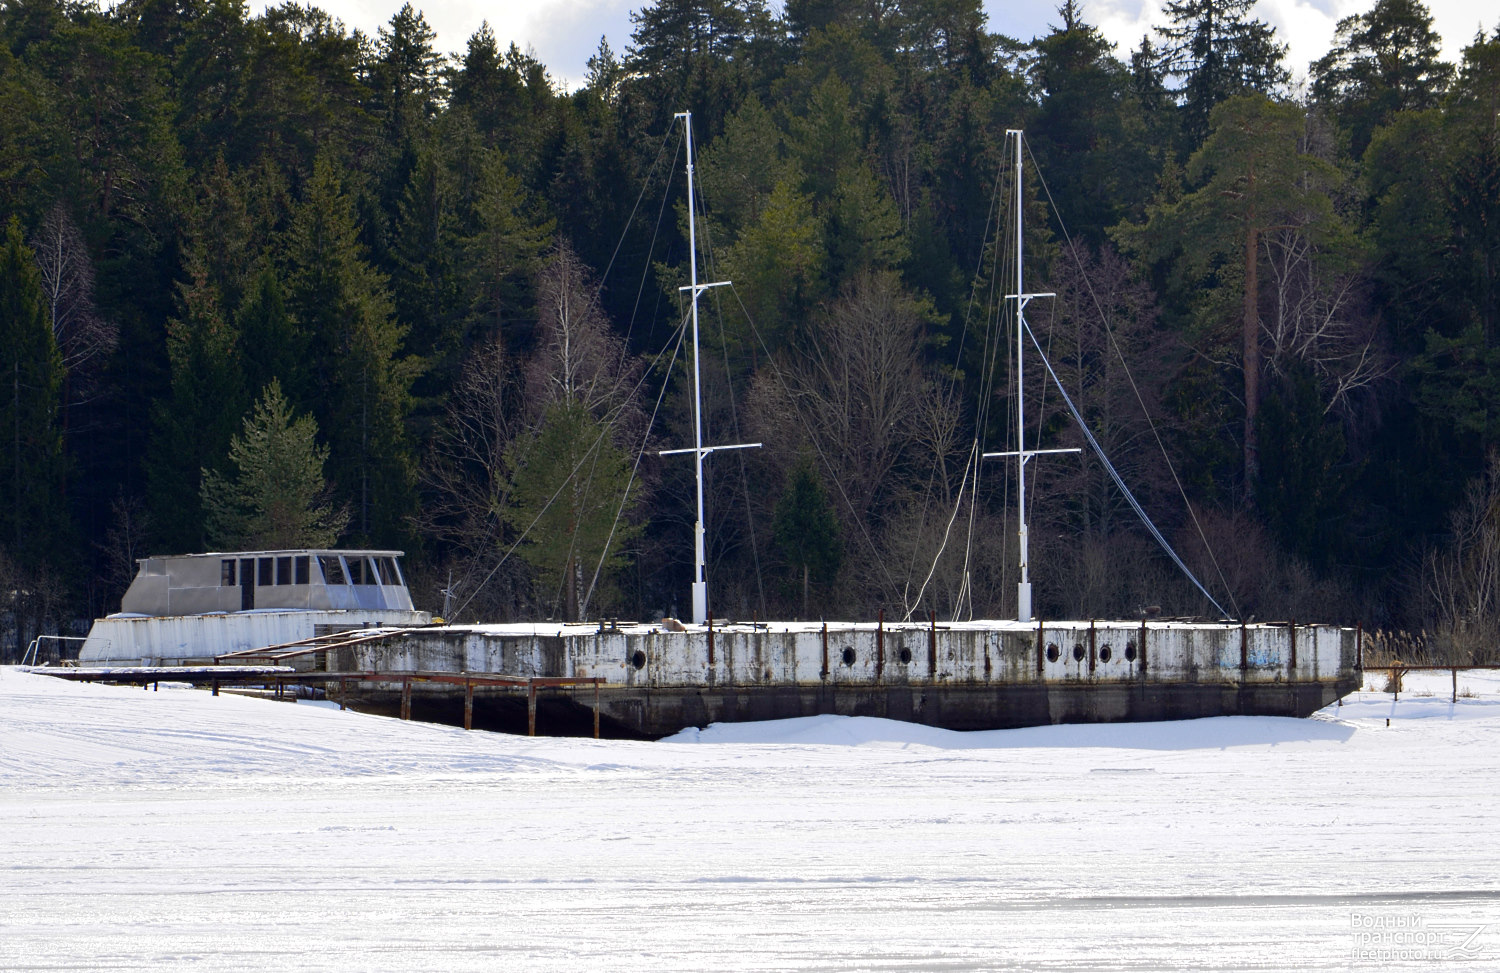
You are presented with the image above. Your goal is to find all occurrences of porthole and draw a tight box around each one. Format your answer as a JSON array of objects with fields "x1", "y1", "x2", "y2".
[
  {"x1": 1046, "y1": 643, "x2": 1060, "y2": 662},
  {"x1": 1073, "y1": 644, "x2": 1086, "y2": 662},
  {"x1": 898, "y1": 647, "x2": 912, "y2": 664},
  {"x1": 1099, "y1": 645, "x2": 1112, "y2": 663},
  {"x1": 842, "y1": 647, "x2": 856, "y2": 666},
  {"x1": 630, "y1": 650, "x2": 646, "y2": 670},
  {"x1": 1124, "y1": 641, "x2": 1137, "y2": 662}
]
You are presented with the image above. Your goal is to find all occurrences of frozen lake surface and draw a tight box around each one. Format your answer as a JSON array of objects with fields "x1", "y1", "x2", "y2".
[{"x1": 4, "y1": 665, "x2": 1498, "y2": 970}]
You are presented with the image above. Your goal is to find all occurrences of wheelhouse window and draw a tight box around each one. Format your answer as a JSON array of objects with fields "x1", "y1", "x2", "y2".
[
  {"x1": 347, "y1": 556, "x2": 370, "y2": 585},
  {"x1": 318, "y1": 555, "x2": 346, "y2": 585},
  {"x1": 275, "y1": 556, "x2": 292, "y2": 585},
  {"x1": 375, "y1": 556, "x2": 400, "y2": 585},
  {"x1": 221, "y1": 560, "x2": 236, "y2": 586},
  {"x1": 295, "y1": 556, "x2": 310, "y2": 585},
  {"x1": 257, "y1": 557, "x2": 273, "y2": 586}
]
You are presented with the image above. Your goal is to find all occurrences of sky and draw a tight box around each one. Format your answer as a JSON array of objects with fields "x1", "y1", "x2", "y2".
[{"x1": 258, "y1": 0, "x2": 1497, "y2": 91}]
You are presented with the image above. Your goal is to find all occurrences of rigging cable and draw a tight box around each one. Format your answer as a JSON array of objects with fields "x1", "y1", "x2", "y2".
[
  {"x1": 450, "y1": 306, "x2": 692, "y2": 623},
  {"x1": 725, "y1": 284, "x2": 907, "y2": 607},
  {"x1": 1022, "y1": 317, "x2": 1230, "y2": 618},
  {"x1": 1024, "y1": 140, "x2": 1240, "y2": 619},
  {"x1": 695, "y1": 209, "x2": 769, "y2": 618},
  {"x1": 580, "y1": 312, "x2": 690, "y2": 617},
  {"x1": 950, "y1": 130, "x2": 1021, "y2": 619}
]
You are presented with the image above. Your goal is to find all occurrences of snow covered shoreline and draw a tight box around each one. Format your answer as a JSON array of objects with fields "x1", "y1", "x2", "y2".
[{"x1": 4, "y1": 666, "x2": 1497, "y2": 970}]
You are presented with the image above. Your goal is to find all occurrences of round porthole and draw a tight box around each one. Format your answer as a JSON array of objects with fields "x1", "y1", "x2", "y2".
[
  {"x1": 630, "y1": 650, "x2": 646, "y2": 670},
  {"x1": 1046, "y1": 643, "x2": 1060, "y2": 662},
  {"x1": 1073, "y1": 644, "x2": 1086, "y2": 662},
  {"x1": 1124, "y1": 641, "x2": 1137, "y2": 662},
  {"x1": 842, "y1": 647, "x2": 856, "y2": 666},
  {"x1": 1099, "y1": 645, "x2": 1112, "y2": 663},
  {"x1": 898, "y1": 647, "x2": 912, "y2": 664}
]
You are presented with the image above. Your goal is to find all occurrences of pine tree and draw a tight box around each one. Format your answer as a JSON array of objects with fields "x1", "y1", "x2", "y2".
[
  {"x1": 1311, "y1": 0, "x2": 1452, "y2": 157},
  {"x1": 201, "y1": 379, "x2": 348, "y2": 549},
  {"x1": 1122, "y1": 94, "x2": 1341, "y2": 497}
]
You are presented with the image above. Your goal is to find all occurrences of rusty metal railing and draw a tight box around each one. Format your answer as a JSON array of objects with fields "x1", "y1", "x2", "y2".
[{"x1": 1359, "y1": 662, "x2": 1500, "y2": 702}]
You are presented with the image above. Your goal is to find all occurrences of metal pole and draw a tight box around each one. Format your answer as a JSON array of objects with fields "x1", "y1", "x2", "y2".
[
  {"x1": 1012, "y1": 130, "x2": 1031, "y2": 623},
  {"x1": 664, "y1": 112, "x2": 759, "y2": 625},
  {"x1": 681, "y1": 111, "x2": 708, "y2": 625}
]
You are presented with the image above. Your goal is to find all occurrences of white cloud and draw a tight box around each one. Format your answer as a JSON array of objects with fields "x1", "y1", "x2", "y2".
[
  {"x1": 1063, "y1": 0, "x2": 1489, "y2": 84},
  {"x1": 263, "y1": 0, "x2": 1493, "y2": 91}
]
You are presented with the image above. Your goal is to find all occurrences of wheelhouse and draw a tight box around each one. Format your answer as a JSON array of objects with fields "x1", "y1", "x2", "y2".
[{"x1": 118, "y1": 550, "x2": 415, "y2": 616}]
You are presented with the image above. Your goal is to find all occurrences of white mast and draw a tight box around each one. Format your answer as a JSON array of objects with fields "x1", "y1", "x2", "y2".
[
  {"x1": 659, "y1": 111, "x2": 760, "y2": 625},
  {"x1": 982, "y1": 130, "x2": 1075, "y2": 623}
]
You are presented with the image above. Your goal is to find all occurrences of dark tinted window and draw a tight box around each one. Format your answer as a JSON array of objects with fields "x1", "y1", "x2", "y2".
[
  {"x1": 295, "y1": 556, "x2": 310, "y2": 585},
  {"x1": 258, "y1": 558, "x2": 273, "y2": 586},
  {"x1": 276, "y1": 556, "x2": 292, "y2": 585},
  {"x1": 319, "y1": 555, "x2": 345, "y2": 585},
  {"x1": 221, "y1": 560, "x2": 235, "y2": 586}
]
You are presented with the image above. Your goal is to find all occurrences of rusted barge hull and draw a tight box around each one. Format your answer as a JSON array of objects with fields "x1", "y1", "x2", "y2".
[{"x1": 330, "y1": 619, "x2": 1359, "y2": 738}]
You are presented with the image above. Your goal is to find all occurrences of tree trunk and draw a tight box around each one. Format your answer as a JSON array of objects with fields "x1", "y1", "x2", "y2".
[
  {"x1": 1243, "y1": 221, "x2": 1260, "y2": 502},
  {"x1": 802, "y1": 562, "x2": 809, "y2": 617},
  {"x1": 565, "y1": 555, "x2": 579, "y2": 621}
]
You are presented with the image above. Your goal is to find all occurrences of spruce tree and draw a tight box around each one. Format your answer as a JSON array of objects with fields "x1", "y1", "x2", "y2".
[
  {"x1": 772, "y1": 455, "x2": 841, "y2": 615},
  {"x1": 146, "y1": 247, "x2": 248, "y2": 552},
  {"x1": 201, "y1": 379, "x2": 348, "y2": 549},
  {"x1": 282, "y1": 154, "x2": 416, "y2": 544},
  {"x1": 0, "y1": 217, "x2": 68, "y2": 570},
  {"x1": 1156, "y1": 0, "x2": 1289, "y2": 148}
]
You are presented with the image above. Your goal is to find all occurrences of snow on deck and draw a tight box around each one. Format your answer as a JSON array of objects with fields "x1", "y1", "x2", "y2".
[{"x1": 3, "y1": 666, "x2": 1497, "y2": 970}]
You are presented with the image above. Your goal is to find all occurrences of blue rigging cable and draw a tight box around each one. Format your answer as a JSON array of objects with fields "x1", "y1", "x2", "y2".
[{"x1": 1022, "y1": 318, "x2": 1232, "y2": 619}]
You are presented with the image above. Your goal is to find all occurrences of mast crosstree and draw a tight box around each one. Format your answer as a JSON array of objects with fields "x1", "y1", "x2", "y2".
[
  {"x1": 982, "y1": 130, "x2": 1079, "y2": 623},
  {"x1": 658, "y1": 111, "x2": 761, "y2": 625}
]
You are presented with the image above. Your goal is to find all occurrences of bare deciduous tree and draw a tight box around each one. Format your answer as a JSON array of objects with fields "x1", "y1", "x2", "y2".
[
  {"x1": 31, "y1": 202, "x2": 116, "y2": 399},
  {"x1": 1417, "y1": 452, "x2": 1500, "y2": 664},
  {"x1": 97, "y1": 492, "x2": 152, "y2": 606},
  {"x1": 416, "y1": 334, "x2": 532, "y2": 621},
  {"x1": 751, "y1": 271, "x2": 963, "y2": 613},
  {"x1": 1262, "y1": 226, "x2": 1390, "y2": 418},
  {"x1": 527, "y1": 242, "x2": 643, "y2": 432}
]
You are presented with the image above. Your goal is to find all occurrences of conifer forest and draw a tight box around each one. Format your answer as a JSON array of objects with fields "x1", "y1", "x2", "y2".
[{"x1": 1, "y1": 0, "x2": 1498, "y2": 660}]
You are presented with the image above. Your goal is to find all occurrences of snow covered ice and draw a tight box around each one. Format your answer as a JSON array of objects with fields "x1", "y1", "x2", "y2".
[{"x1": 3, "y1": 666, "x2": 1498, "y2": 971}]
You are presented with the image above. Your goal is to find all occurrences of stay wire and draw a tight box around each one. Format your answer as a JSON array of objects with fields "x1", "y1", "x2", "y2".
[
  {"x1": 725, "y1": 284, "x2": 906, "y2": 607},
  {"x1": 450, "y1": 307, "x2": 694, "y2": 623},
  {"x1": 955, "y1": 131, "x2": 1021, "y2": 619},
  {"x1": 697, "y1": 238, "x2": 769, "y2": 618},
  {"x1": 1024, "y1": 140, "x2": 1240, "y2": 619},
  {"x1": 1023, "y1": 317, "x2": 1230, "y2": 618},
  {"x1": 580, "y1": 311, "x2": 690, "y2": 618},
  {"x1": 605, "y1": 126, "x2": 679, "y2": 348}
]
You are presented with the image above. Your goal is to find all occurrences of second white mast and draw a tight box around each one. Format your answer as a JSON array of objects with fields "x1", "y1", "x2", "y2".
[
  {"x1": 658, "y1": 111, "x2": 760, "y2": 625},
  {"x1": 981, "y1": 130, "x2": 1075, "y2": 623}
]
